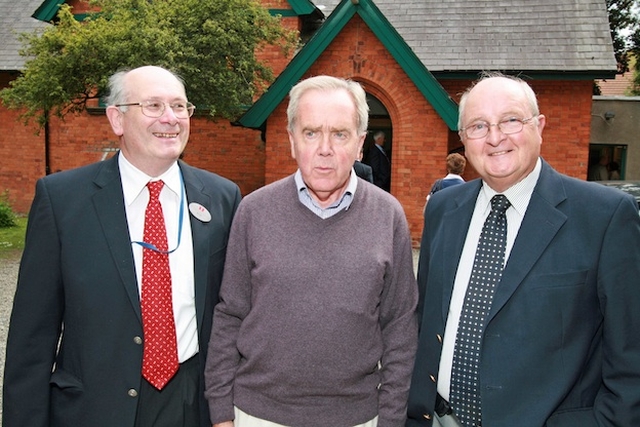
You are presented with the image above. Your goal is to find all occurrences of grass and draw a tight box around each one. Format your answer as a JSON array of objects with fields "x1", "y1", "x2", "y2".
[{"x1": 0, "y1": 217, "x2": 27, "y2": 260}]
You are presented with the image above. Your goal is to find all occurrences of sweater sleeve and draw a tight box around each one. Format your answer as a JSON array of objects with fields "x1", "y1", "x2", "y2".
[
  {"x1": 377, "y1": 208, "x2": 419, "y2": 426},
  {"x1": 204, "y1": 203, "x2": 252, "y2": 424}
]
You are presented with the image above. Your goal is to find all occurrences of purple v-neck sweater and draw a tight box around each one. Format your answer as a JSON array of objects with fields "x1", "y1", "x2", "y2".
[{"x1": 206, "y1": 175, "x2": 418, "y2": 427}]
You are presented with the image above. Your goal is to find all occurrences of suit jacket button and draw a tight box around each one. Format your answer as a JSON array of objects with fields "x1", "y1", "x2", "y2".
[
  {"x1": 128, "y1": 389, "x2": 138, "y2": 397},
  {"x1": 423, "y1": 413, "x2": 432, "y2": 420},
  {"x1": 429, "y1": 374, "x2": 437, "y2": 383},
  {"x1": 436, "y1": 334, "x2": 443, "y2": 343},
  {"x1": 133, "y1": 336, "x2": 143, "y2": 345}
]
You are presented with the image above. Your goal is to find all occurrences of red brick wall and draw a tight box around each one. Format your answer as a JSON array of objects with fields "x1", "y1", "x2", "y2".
[
  {"x1": 66, "y1": 0, "x2": 98, "y2": 15},
  {"x1": 532, "y1": 80, "x2": 593, "y2": 180},
  {"x1": 185, "y1": 118, "x2": 265, "y2": 196},
  {"x1": 0, "y1": 7, "x2": 595, "y2": 246},
  {"x1": 0, "y1": 107, "x2": 46, "y2": 213},
  {"x1": 255, "y1": 0, "x2": 299, "y2": 91}
]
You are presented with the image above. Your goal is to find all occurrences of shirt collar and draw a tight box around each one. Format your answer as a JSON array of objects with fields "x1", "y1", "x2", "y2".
[
  {"x1": 294, "y1": 169, "x2": 358, "y2": 213},
  {"x1": 118, "y1": 152, "x2": 181, "y2": 206},
  {"x1": 480, "y1": 157, "x2": 542, "y2": 216},
  {"x1": 294, "y1": 169, "x2": 357, "y2": 198}
]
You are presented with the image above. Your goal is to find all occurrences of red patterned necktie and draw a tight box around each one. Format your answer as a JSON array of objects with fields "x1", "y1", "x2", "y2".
[{"x1": 141, "y1": 180, "x2": 179, "y2": 390}]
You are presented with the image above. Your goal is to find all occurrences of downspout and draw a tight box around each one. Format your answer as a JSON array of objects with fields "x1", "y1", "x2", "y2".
[{"x1": 44, "y1": 110, "x2": 51, "y2": 175}]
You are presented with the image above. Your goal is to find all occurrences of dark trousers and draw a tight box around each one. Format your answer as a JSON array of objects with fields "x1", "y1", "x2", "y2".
[{"x1": 134, "y1": 355, "x2": 200, "y2": 427}]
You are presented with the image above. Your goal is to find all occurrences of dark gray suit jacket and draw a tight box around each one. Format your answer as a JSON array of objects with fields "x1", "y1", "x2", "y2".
[
  {"x1": 407, "y1": 159, "x2": 640, "y2": 427},
  {"x1": 354, "y1": 160, "x2": 374, "y2": 183},
  {"x1": 3, "y1": 154, "x2": 241, "y2": 427}
]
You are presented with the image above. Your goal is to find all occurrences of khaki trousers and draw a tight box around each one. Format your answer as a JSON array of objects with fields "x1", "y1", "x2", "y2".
[{"x1": 233, "y1": 406, "x2": 378, "y2": 427}]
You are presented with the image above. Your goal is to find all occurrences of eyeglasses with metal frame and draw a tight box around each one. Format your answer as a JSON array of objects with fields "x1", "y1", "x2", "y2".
[
  {"x1": 115, "y1": 100, "x2": 196, "y2": 119},
  {"x1": 460, "y1": 117, "x2": 535, "y2": 139}
]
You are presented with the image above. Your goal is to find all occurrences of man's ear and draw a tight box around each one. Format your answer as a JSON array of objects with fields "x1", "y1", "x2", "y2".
[
  {"x1": 106, "y1": 106, "x2": 124, "y2": 136},
  {"x1": 288, "y1": 129, "x2": 297, "y2": 160}
]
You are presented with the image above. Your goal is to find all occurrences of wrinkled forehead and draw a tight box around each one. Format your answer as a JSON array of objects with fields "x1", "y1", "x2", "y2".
[{"x1": 298, "y1": 89, "x2": 357, "y2": 123}]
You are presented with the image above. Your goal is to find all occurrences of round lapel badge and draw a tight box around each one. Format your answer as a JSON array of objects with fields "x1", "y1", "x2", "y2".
[{"x1": 188, "y1": 202, "x2": 212, "y2": 223}]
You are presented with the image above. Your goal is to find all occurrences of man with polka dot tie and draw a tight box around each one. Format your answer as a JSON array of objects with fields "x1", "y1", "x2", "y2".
[{"x1": 407, "y1": 72, "x2": 640, "y2": 427}]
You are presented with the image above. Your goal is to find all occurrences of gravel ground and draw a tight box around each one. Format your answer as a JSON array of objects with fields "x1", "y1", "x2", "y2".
[
  {"x1": 0, "y1": 253, "x2": 20, "y2": 423},
  {"x1": 0, "y1": 249, "x2": 420, "y2": 422}
]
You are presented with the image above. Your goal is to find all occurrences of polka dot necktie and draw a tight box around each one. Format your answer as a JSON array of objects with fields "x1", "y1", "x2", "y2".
[
  {"x1": 450, "y1": 194, "x2": 511, "y2": 427},
  {"x1": 140, "y1": 180, "x2": 179, "y2": 390}
]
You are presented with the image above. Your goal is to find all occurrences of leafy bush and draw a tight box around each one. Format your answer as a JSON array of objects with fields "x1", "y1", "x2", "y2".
[{"x1": 0, "y1": 192, "x2": 17, "y2": 228}]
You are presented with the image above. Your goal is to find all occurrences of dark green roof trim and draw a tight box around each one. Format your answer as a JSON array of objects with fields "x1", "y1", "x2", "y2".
[
  {"x1": 32, "y1": 0, "x2": 64, "y2": 21},
  {"x1": 286, "y1": 0, "x2": 316, "y2": 15},
  {"x1": 238, "y1": 0, "x2": 459, "y2": 130},
  {"x1": 32, "y1": 0, "x2": 89, "y2": 22},
  {"x1": 269, "y1": 9, "x2": 300, "y2": 17}
]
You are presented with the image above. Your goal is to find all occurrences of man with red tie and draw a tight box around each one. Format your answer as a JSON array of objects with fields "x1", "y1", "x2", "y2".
[{"x1": 3, "y1": 66, "x2": 241, "y2": 427}]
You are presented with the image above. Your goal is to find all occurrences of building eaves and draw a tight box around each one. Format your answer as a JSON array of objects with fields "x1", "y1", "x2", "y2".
[
  {"x1": 32, "y1": 0, "x2": 63, "y2": 22},
  {"x1": 286, "y1": 0, "x2": 317, "y2": 15}
]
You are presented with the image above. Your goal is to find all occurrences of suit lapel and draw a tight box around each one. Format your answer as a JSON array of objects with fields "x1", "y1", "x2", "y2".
[
  {"x1": 179, "y1": 162, "x2": 210, "y2": 330},
  {"x1": 487, "y1": 162, "x2": 568, "y2": 323},
  {"x1": 441, "y1": 182, "x2": 481, "y2": 321},
  {"x1": 91, "y1": 155, "x2": 141, "y2": 320}
]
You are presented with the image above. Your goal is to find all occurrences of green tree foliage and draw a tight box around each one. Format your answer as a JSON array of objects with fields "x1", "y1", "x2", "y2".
[
  {"x1": 607, "y1": 0, "x2": 640, "y2": 73},
  {"x1": 0, "y1": 0, "x2": 297, "y2": 126}
]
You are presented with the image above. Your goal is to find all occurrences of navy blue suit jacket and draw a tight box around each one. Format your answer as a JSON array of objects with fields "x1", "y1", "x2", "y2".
[
  {"x1": 3, "y1": 154, "x2": 241, "y2": 427},
  {"x1": 407, "y1": 159, "x2": 640, "y2": 426}
]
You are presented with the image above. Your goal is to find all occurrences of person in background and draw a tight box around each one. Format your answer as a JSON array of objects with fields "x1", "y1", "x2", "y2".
[
  {"x1": 588, "y1": 154, "x2": 609, "y2": 181},
  {"x1": 354, "y1": 145, "x2": 374, "y2": 183},
  {"x1": 407, "y1": 72, "x2": 640, "y2": 426},
  {"x1": 608, "y1": 160, "x2": 621, "y2": 180},
  {"x1": 423, "y1": 153, "x2": 466, "y2": 214},
  {"x1": 366, "y1": 130, "x2": 391, "y2": 191},
  {"x1": 3, "y1": 65, "x2": 241, "y2": 427},
  {"x1": 205, "y1": 75, "x2": 418, "y2": 427}
]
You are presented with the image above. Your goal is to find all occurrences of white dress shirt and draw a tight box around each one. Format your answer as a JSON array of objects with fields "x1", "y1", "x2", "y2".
[
  {"x1": 118, "y1": 154, "x2": 198, "y2": 363},
  {"x1": 437, "y1": 158, "x2": 542, "y2": 400}
]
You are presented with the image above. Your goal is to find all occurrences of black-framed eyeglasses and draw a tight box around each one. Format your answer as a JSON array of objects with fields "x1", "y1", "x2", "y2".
[
  {"x1": 460, "y1": 117, "x2": 535, "y2": 140},
  {"x1": 115, "y1": 100, "x2": 195, "y2": 119}
]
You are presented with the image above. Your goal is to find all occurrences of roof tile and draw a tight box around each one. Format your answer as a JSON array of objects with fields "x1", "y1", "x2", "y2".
[{"x1": 316, "y1": 0, "x2": 616, "y2": 72}]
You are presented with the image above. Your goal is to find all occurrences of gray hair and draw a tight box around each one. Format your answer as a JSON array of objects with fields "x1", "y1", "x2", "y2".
[
  {"x1": 458, "y1": 71, "x2": 540, "y2": 129},
  {"x1": 373, "y1": 130, "x2": 385, "y2": 141},
  {"x1": 287, "y1": 75, "x2": 369, "y2": 135}
]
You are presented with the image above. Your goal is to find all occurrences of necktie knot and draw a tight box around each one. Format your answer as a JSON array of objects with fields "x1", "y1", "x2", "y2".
[
  {"x1": 491, "y1": 194, "x2": 510, "y2": 215},
  {"x1": 147, "y1": 180, "x2": 164, "y2": 200}
]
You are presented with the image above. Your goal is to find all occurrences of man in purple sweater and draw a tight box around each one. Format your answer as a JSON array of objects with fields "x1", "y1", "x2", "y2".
[{"x1": 205, "y1": 75, "x2": 418, "y2": 427}]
